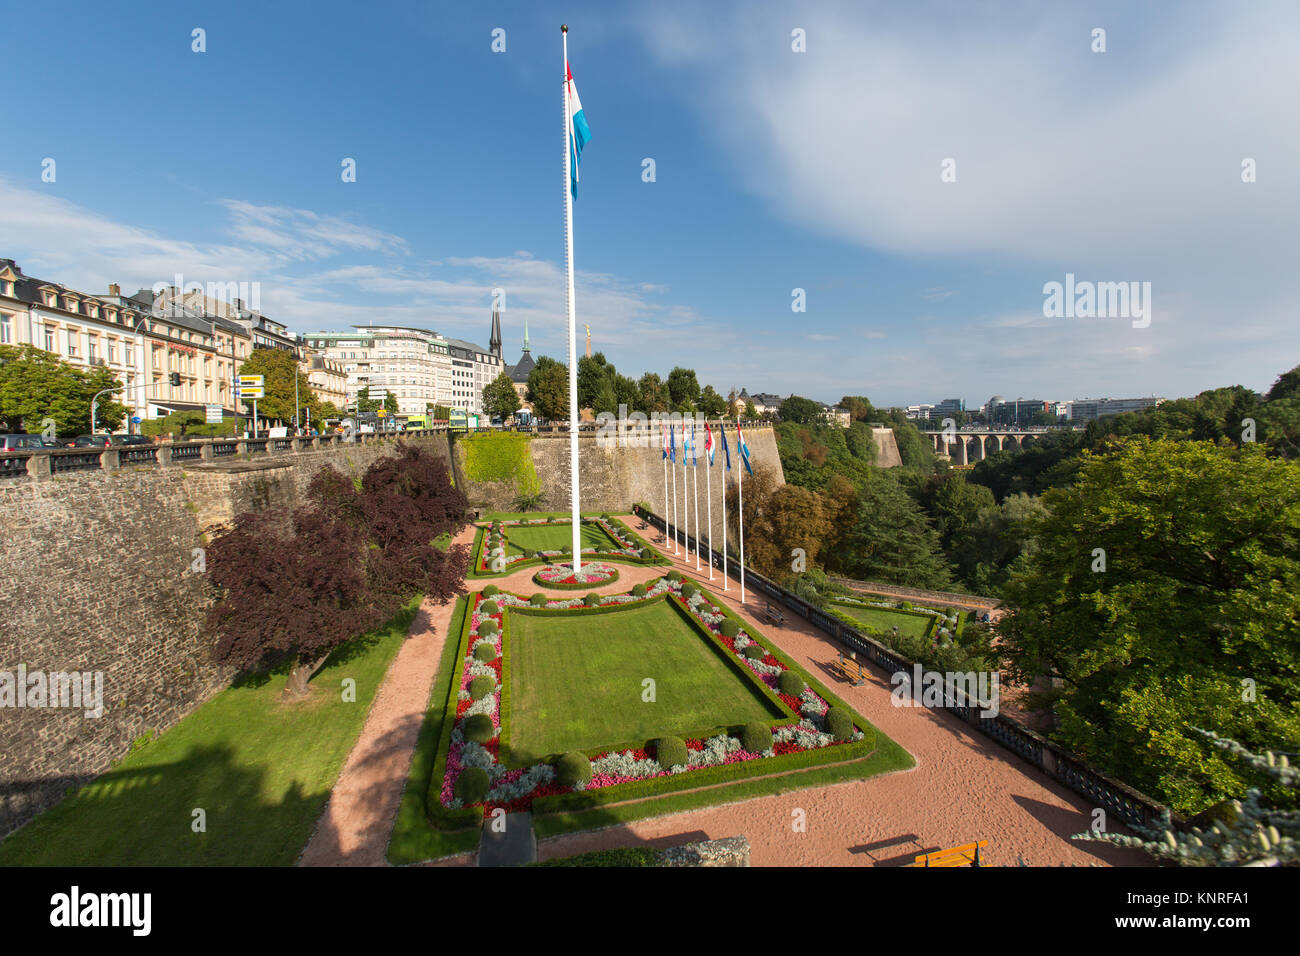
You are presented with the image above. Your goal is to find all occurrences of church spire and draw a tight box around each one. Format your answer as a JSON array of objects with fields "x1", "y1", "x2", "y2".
[
  {"x1": 489, "y1": 305, "x2": 503, "y2": 360},
  {"x1": 522, "y1": 318, "x2": 530, "y2": 352}
]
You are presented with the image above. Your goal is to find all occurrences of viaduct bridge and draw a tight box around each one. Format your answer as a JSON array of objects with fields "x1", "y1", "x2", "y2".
[{"x1": 919, "y1": 429, "x2": 1059, "y2": 466}]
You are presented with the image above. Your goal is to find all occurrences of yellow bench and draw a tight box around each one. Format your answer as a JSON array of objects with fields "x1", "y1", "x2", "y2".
[
  {"x1": 909, "y1": 840, "x2": 989, "y2": 867},
  {"x1": 833, "y1": 654, "x2": 868, "y2": 686}
]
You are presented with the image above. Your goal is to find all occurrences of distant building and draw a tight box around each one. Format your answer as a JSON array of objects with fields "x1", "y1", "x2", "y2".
[
  {"x1": 933, "y1": 398, "x2": 965, "y2": 418},
  {"x1": 504, "y1": 320, "x2": 535, "y2": 415},
  {"x1": 906, "y1": 404, "x2": 936, "y2": 420},
  {"x1": 1069, "y1": 396, "x2": 1164, "y2": 422}
]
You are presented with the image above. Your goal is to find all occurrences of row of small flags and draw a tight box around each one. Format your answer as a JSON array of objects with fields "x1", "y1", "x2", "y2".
[{"x1": 662, "y1": 422, "x2": 752, "y2": 476}]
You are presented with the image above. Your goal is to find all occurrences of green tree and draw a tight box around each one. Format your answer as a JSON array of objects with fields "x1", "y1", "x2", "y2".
[
  {"x1": 665, "y1": 367, "x2": 700, "y2": 408},
  {"x1": 779, "y1": 395, "x2": 822, "y2": 425},
  {"x1": 842, "y1": 471, "x2": 953, "y2": 589},
  {"x1": 612, "y1": 373, "x2": 641, "y2": 413},
  {"x1": 482, "y1": 371, "x2": 521, "y2": 420},
  {"x1": 998, "y1": 438, "x2": 1300, "y2": 814},
  {"x1": 237, "y1": 348, "x2": 317, "y2": 423},
  {"x1": 637, "y1": 372, "x2": 667, "y2": 413},
  {"x1": 1266, "y1": 363, "x2": 1300, "y2": 402},
  {"x1": 697, "y1": 384, "x2": 727, "y2": 418},
  {"x1": 744, "y1": 400, "x2": 758, "y2": 420},
  {"x1": 0, "y1": 345, "x2": 129, "y2": 436},
  {"x1": 577, "y1": 352, "x2": 616, "y2": 412},
  {"x1": 354, "y1": 386, "x2": 399, "y2": 416},
  {"x1": 527, "y1": 355, "x2": 569, "y2": 421}
]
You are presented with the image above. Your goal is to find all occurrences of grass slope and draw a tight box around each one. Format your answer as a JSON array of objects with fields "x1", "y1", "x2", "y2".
[
  {"x1": 831, "y1": 604, "x2": 932, "y2": 639},
  {"x1": 0, "y1": 599, "x2": 419, "y2": 867},
  {"x1": 507, "y1": 600, "x2": 782, "y2": 764}
]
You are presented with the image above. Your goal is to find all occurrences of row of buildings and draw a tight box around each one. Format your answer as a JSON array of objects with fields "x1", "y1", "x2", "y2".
[
  {"x1": 0, "y1": 258, "x2": 517, "y2": 429},
  {"x1": 905, "y1": 395, "x2": 1164, "y2": 425}
]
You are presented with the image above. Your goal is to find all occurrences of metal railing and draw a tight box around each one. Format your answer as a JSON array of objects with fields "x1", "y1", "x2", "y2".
[{"x1": 632, "y1": 504, "x2": 1178, "y2": 830}]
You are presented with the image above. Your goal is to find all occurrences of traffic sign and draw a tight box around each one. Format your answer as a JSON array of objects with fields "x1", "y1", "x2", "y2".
[
  {"x1": 238, "y1": 375, "x2": 265, "y2": 387},
  {"x1": 131, "y1": 416, "x2": 142, "y2": 424},
  {"x1": 235, "y1": 386, "x2": 264, "y2": 399},
  {"x1": 205, "y1": 404, "x2": 223, "y2": 424},
  {"x1": 377, "y1": 409, "x2": 387, "y2": 417}
]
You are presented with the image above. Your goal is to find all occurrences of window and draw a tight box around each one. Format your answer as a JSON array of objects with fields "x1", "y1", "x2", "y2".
[
  {"x1": 67, "y1": 336, "x2": 77, "y2": 357},
  {"x1": 88, "y1": 341, "x2": 97, "y2": 364},
  {"x1": 125, "y1": 344, "x2": 134, "y2": 365},
  {"x1": 0, "y1": 313, "x2": 9, "y2": 344},
  {"x1": 44, "y1": 327, "x2": 55, "y2": 351}
]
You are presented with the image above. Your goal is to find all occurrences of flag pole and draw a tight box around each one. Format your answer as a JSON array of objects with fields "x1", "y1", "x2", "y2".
[
  {"x1": 721, "y1": 418, "x2": 729, "y2": 591},
  {"x1": 662, "y1": 423, "x2": 671, "y2": 553},
  {"x1": 562, "y1": 24, "x2": 581, "y2": 574},
  {"x1": 705, "y1": 424, "x2": 713, "y2": 580},
  {"x1": 671, "y1": 425, "x2": 679, "y2": 555},
  {"x1": 692, "y1": 424, "x2": 701, "y2": 571},
  {"x1": 738, "y1": 424, "x2": 746, "y2": 604}
]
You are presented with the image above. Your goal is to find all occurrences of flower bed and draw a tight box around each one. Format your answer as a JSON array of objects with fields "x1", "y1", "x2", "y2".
[
  {"x1": 436, "y1": 578, "x2": 875, "y2": 819},
  {"x1": 532, "y1": 562, "x2": 620, "y2": 589},
  {"x1": 470, "y1": 515, "x2": 664, "y2": 577}
]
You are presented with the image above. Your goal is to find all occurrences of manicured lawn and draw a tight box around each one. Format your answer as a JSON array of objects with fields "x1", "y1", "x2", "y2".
[
  {"x1": 503, "y1": 521, "x2": 622, "y2": 555},
  {"x1": 0, "y1": 599, "x2": 420, "y2": 867},
  {"x1": 832, "y1": 603, "x2": 933, "y2": 639},
  {"x1": 507, "y1": 600, "x2": 783, "y2": 764}
]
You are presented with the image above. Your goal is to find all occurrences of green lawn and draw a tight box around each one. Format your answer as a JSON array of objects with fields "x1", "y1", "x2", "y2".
[
  {"x1": 503, "y1": 521, "x2": 622, "y2": 555},
  {"x1": 832, "y1": 603, "x2": 934, "y2": 639},
  {"x1": 506, "y1": 600, "x2": 783, "y2": 764},
  {"x1": 0, "y1": 599, "x2": 419, "y2": 867}
]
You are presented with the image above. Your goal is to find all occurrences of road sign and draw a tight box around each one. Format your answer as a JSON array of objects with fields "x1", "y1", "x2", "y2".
[
  {"x1": 377, "y1": 408, "x2": 387, "y2": 417},
  {"x1": 238, "y1": 375, "x2": 265, "y2": 387},
  {"x1": 235, "y1": 386, "x2": 264, "y2": 399},
  {"x1": 131, "y1": 416, "x2": 142, "y2": 424},
  {"x1": 205, "y1": 404, "x2": 223, "y2": 424}
]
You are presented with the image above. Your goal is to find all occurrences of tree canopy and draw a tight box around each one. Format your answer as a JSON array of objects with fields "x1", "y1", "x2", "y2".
[{"x1": 0, "y1": 344, "x2": 129, "y2": 436}]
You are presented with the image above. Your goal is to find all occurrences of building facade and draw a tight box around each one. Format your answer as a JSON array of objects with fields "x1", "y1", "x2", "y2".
[{"x1": 1068, "y1": 396, "x2": 1164, "y2": 422}]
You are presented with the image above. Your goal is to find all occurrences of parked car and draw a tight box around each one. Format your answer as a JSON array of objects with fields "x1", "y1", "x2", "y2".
[
  {"x1": 69, "y1": 435, "x2": 113, "y2": 448},
  {"x1": 112, "y1": 434, "x2": 152, "y2": 446},
  {"x1": 0, "y1": 434, "x2": 49, "y2": 451}
]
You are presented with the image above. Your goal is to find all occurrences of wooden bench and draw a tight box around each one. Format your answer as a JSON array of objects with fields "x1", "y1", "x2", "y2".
[
  {"x1": 908, "y1": 840, "x2": 989, "y2": 867},
  {"x1": 832, "y1": 654, "x2": 868, "y2": 686},
  {"x1": 764, "y1": 603, "x2": 787, "y2": 626}
]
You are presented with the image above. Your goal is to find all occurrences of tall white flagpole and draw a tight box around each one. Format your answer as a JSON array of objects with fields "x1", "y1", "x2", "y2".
[
  {"x1": 738, "y1": 424, "x2": 746, "y2": 604},
  {"x1": 562, "y1": 25, "x2": 581, "y2": 574},
  {"x1": 692, "y1": 425, "x2": 700, "y2": 571},
  {"x1": 705, "y1": 425, "x2": 713, "y2": 580},
  {"x1": 682, "y1": 424, "x2": 690, "y2": 558},
  {"x1": 721, "y1": 431, "x2": 729, "y2": 591},
  {"x1": 671, "y1": 426, "x2": 679, "y2": 555},
  {"x1": 662, "y1": 425, "x2": 672, "y2": 553}
]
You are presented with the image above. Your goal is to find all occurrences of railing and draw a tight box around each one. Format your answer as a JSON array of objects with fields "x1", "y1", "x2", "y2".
[
  {"x1": 0, "y1": 429, "x2": 448, "y2": 481},
  {"x1": 632, "y1": 504, "x2": 1178, "y2": 831},
  {"x1": 829, "y1": 576, "x2": 1002, "y2": 611}
]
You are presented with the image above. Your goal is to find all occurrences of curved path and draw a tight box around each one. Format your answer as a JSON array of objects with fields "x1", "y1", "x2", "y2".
[{"x1": 304, "y1": 516, "x2": 1149, "y2": 867}]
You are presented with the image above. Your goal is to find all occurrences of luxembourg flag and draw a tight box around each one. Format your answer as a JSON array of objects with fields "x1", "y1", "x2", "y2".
[
  {"x1": 704, "y1": 424, "x2": 715, "y2": 466},
  {"x1": 736, "y1": 423, "x2": 753, "y2": 476},
  {"x1": 567, "y1": 61, "x2": 591, "y2": 200}
]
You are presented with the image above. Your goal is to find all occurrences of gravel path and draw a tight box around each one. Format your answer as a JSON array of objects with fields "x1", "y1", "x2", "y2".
[{"x1": 305, "y1": 515, "x2": 1150, "y2": 867}]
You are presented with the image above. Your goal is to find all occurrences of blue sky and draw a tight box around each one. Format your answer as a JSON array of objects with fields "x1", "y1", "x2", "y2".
[{"x1": 2, "y1": 0, "x2": 1297, "y2": 407}]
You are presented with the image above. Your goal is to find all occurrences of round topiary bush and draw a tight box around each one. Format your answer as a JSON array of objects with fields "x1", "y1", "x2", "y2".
[
  {"x1": 653, "y1": 735, "x2": 688, "y2": 770},
  {"x1": 740, "y1": 721, "x2": 772, "y2": 754},
  {"x1": 462, "y1": 713, "x2": 494, "y2": 743},
  {"x1": 667, "y1": 570, "x2": 681, "y2": 583},
  {"x1": 555, "y1": 751, "x2": 592, "y2": 788},
  {"x1": 584, "y1": 593, "x2": 602, "y2": 607},
  {"x1": 742, "y1": 643, "x2": 766, "y2": 660},
  {"x1": 477, "y1": 619, "x2": 498, "y2": 637},
  {"x1": 778, "y1": 669, "x2": 806, "y2": 697},
  {"x1": 473, "y1": 642, "x2": 496, "y2": 663},
  {"x1": 479, "y1": 599, "x2": 499, "y2": 615},
  {"x1": 719, "y1": 619, "x2": 740, "y2": 638},
  {"x1": 631, "y1": 582, "x2": 647, "y2": 597},
  {"x1": 482, "y1": 584, "x2": 500, "y2": 596},
  {"x1": 640, "y1": 547, "x2": 652, "y2": 560},
  {"x1": 681, "y1": 582, "x2": 697, "y2": 599},
  {"x1": 454, "y1": 766, "x2": 490, "y2": 804},
  {"x1": 469, "y1": 675, "x2": 495, "y2": 700},
  {"x1": 601, "y1": 512, "x2": 610, "y2": 519},
  {"x1": 530, "y1": 593, "x2": 547, "y2": 606},
  {"x1": 825, "y1": 706, "x2": 854, "y2": 742},
  {"x1": 523, "y1": 548, "x2": 536, "y2": 559}
]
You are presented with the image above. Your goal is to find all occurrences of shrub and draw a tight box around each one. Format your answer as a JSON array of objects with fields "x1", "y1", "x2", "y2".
[
  {"x1": 530, "y1": 593, "x2": 547, "y2": 606},
  {"x1": 482, "y1": 584, "x2": 500, "y2": 596},
  {"x1": 555, "y1": 751, "x2": 592, "y2": 788},
  {"x1": 523, "y1": 548, "x2": 536, "y2": 558},
  {"x1": 469, "y1": 675, "x2": 495, "y2": 700},
  {"x1": 742, "y1": 644, "x2": 766, "y2": 660},
  {"x1": 740, "y1": 722, "x2": 772, "y2": 754},
  {"x1": 547, "y1": 515, "x2": 555, "y2": 523},
  {"x1": 825, "y1": 706, "x2": 854, "y2": 742},
  {"x1": 601, "y1": 512, "x2": 610, "y2": 519},
  {"x1": 477, "y1": 619, "x2": 498, "y2": 637},
  {"x1": 719, "y1": 619, "x2": 740, "y2": 638},
  {"x1": 901, "y1": 601, "x2": 912, "y2": 610},
  {"x1": 462, "y1": 713, "x2": 494, "y2": 743},
  {"x1": 473, "y1": 643, "x2": 496, "y2": 663},
  {"x1": 584, "y1": 593, "x2": 602, "y2": 607},
  {"x1": 454, "y1": 766, "x2": 490, "y2": 804},
  {"x1": 479, "y1": 599, "x2": 499, "y2": 615},
  {"x1": 640, "y1": 547, "x2": 652, "y2": 560},
  {"x1": 778, "y1": 670, "x2": 806, "y2": 696},
  {"x1": 667, "y1": 570, "x2": 681, "y2": 583},
  {"x1": 631, "y1": 582, "x2": 647, "y2": 597},
  {"x1": 653, "y1": 735, "x2": 688, "y2": 770}
]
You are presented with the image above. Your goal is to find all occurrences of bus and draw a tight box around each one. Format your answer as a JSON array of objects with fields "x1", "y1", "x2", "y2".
[
  {"x1": 448, "y1": 408, "x2": 481, "y2": 432},
  {"x1": 404, "y1": 414, "x2": 429, "y2": 430}
]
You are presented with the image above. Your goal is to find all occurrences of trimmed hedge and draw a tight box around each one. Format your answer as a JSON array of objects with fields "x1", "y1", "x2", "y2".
[
  {"x1": 473, "y1": 642, "x2": 496, "y2": 663},
  {"x1": 667, "y1": 570, "x2": 681, "y2": 583},
  {"x1": 584, "y1": 592, "x2": 602, "y2": 607},
  {"x1": 454, "y1": 766, "x2": 490, "y2": 804},
  {"x1": 529, "y1": 593, "x2": 547, "y2": 606},
  {"x1": 741, "y1": 722, "x2": 772, "y2": 754},
  {"x1": 681, "y1": 582, "x2": 697, "y2": 600},
  {"x1": 719, "y1": 619, "x2": 739, "y2": 638},
  {"x1": 469, "y1": 675, "x2": 495, "y2": 700},
  {"x1": 778, "y1": 669, "x2": 806, "y2": 696},
  {"x1": 482, "y1": 584, "x2": 500, "y2": 597},
  {"x1": 463, "y1": 713, "x2": 495, "y2": 743},
  {"x1": 631, "y1": 582, "x2": 647, "y2": 597},
  {"x1": 556, "y1": 752, "x2": 592, "y2": 788},
  {"x1": 742, "y1": 644, "x2": 765, "y2": 661},
  {"x1": 825, "y1": 706, "x2": 854, "y2": 742},
  {"x1": 477, "y1": 619, "x2": 498, "y2": 637},
  {"x1": 479, "y1": 599, "x2": 499, "y2": 615},
  {"x1": 653, "y1": 736, "x2": 688, "y2": 770}
]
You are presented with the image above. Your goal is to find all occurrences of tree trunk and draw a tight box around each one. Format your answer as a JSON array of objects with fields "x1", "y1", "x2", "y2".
[{"x1": 286, "y1": 654, "x2": 328, "y2": 698}]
